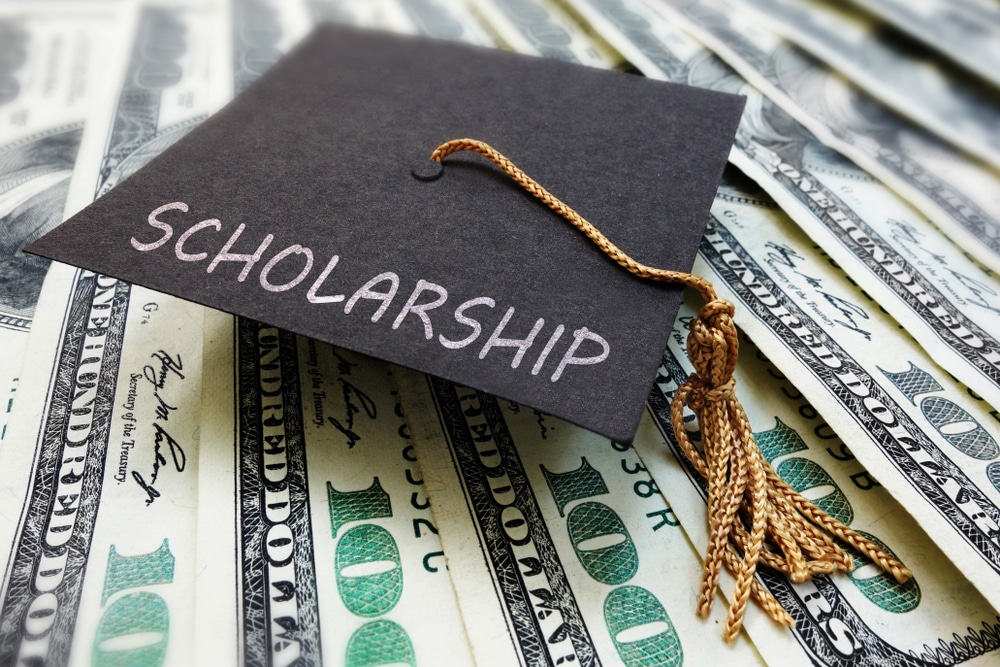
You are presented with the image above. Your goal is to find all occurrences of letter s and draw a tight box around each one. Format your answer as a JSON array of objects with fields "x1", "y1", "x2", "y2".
[{"x1": 131, "y1": 202, "x2": 188, "y2": 251}]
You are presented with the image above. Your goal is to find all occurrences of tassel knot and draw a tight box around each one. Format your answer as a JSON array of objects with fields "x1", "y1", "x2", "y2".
[{"x1": 684, "y1": 375, "x2": 736, "y2": 410}]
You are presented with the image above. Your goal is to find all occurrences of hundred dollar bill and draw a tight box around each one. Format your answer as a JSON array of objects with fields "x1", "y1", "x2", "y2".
[
  {"x1": 395, "y1": 368, "x2": 770, "y2": 666},
  {"x1": 226, "y1": 0, "x2": 311, "y2": 102},
  {"x1": 844, "y1": 0, "x2": 1000, "y2": 90},
  {"x1": 379, "y1": 0, "x2": 498, "y2": 47},
  {"x1": 195, "y1": 315, "x2": 476, "y2": 665},
  {"x1": 567, "y1": 0, "x2": 1000, "y2": 423},
  {"x1": 0, "y1": 2, "x2": 225, "y2": 665},
  {"x1": 634, "y1": 293, "x2": 1000, "y2": 666},
  {"x1": 647, "y1": 0, "x2": 1000, "y2": 277},
  {"x1": 308, "y1": 1, "x2": 498, "y2": 58},
  {"x1": 721, "y1": 0, "x2": 1000, "y2": 172},
  {"x1": 305, "y1": 0, "x2": 384, "y2": 29},
  {"x1": 468, "y1": 0, "x2": 622, "y2": 67},
  {"x1": 0, "y1": 3, "x2": 116, "y2": 438},
  {"x1": 639, "y1": 165, "x2": 1000, "y2": 624},
  {"x1": 310, "y1": 0, "x2": 496, "y2": 50}
]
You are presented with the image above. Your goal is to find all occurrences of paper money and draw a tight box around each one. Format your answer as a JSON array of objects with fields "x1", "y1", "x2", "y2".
[
  {"x1": 631, "y1": 164, "x2": 1000, "y2": 628},
  {"x1": 379, "y1": 0, "x2": 498, "y2": 46},
  {"x1": 305, "y1": 0, "x2": 384, "y2": 29},
  {"x1": 308, "y1": 0, "x2": 498, "y2": 49},
  {"x1": 468, "y1": 0, "x2": 622, "y2": 67},
  {"x1": 648, "y1": 0, "x2": 1000, "y2": 276},
  {"x1": 0, "y1": 2, "x2": 116, "y2": 438},
  {"x1": 226, "y1": 0, "x2": 311, "y2": 101},
  {"x1": 567, "y1": 0, "x2": 1000, "y2": 428},
  {"x1": 845, "y1": 0, "x2": 1000, "y2": 89},
  {"x1": 0, "y1": 1, "x2": 225, "y2": 664},
  {"x1": 721, "y1": 0, "x2": 1000, "y2": 171},
  {"x1": 195, "y1": 317, "x2": 476, "y2": 665},
  {"x1": 396, "y1": 368, "x2": 770, "y2": 666},
  {"x1": 634, "y1": 293, "x2": 1000, "y2": 666}
]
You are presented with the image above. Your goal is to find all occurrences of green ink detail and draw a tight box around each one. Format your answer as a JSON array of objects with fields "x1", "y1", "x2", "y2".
[
  {"x1": 776, "y1": 457, "x2": 853, "y2": 525},
  {"x1": 101, "y1": 541, "x2": 175, "y2": 605},
  {"x1": 92, "y1": 592, "x2": 169, "y2": 667},
  {"x1": 646, "y1": 508, "x2": 679, "y2": 530},
  {"x1": 604, "y1": 585, "x2": 682, "y2": 667},
  {"x1": 847, "y1": 530, "x2": 920, "y2": 613},
  {"x1": 754, "y1": 417, "x2": 807, "y2": 463},
  {"x1": 540, "y1": 457, "x2": 609, "y2": 517},
  {"x1": 567, "y1": 502, "x2": 637, "y2": 584},
  {"x1": 345, "y1": 619, "x2": 416, "y2": 667},
  {"x1": 988, "y1": 462, "x2": 1000, "y2": 494},
  {"x1": 879, "y1": 362, "x2": 942, "y2": 406},
  {"x1": 920, "y1": 397, "x2": 998, "y2": 460},
  {"x1": 328, "y1": 478, "x2": 392, "y2": 536},
  {"x1": 336, "y1": 524, "x2": 403, "y2": 617}
]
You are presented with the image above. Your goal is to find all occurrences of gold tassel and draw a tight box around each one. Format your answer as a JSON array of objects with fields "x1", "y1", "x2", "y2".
[{"x1": 426, "y1": 138, "x2": 912, "y2": 640}]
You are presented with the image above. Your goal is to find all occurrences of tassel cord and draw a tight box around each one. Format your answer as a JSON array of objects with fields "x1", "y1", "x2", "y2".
[{"x1": 427, "y1": 138, "x2": 912, "y2": 641}]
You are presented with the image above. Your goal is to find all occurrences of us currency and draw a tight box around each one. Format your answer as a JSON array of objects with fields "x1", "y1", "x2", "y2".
[
  {"x1": 468, "y1": 0, "x2": 622, "y2": 67},
  {"x1": 195, "y1": 317, "x2": 476, "y2": 665},
  {"x1": 649, "y1": 0, "x2": 1000, "y2": 277},
  {"x1": 634, "y1": 294, "x2": 1000, "y2": 665},
  {"x1": 721, "y1": 0, "x2": 1000, "y2": 171},
  {"x1": 566, "y1": 0, "x2": 1000, "y2": 428},
  {"x1": 0, "y1": 1, "x2": 225, "y2": 665},
  {"x1": 308, "y1": 0, "x2": 497, "y2": 48},
  {"x1": 379, "y1": 0, "x2": 498, "y2": 47},
  {"x1": 305, "y1": 0, "x2": 384, "y2": 29},
  {"x1": 634, "y1": 166, "x2": 1000, "y2": 642},
  {"x1": 225, "y1": 0, "x2": 311, "y2": 102},
  {"x1": 395, "y1": 368, "x2": 770, "y2": 666},
  {"x1": 844, "y1": 0, "x2": 1000, "y2": 90},
  {"x1": 0, "y1": 3, "x2": 116, "y2": 439}
]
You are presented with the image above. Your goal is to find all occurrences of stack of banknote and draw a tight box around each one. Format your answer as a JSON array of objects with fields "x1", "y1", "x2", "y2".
[{"x1": 1, "y1": 0, "x2": 999, "y2": 664}]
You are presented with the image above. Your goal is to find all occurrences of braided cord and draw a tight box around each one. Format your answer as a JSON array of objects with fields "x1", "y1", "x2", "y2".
[
  {"x1": 430, "y1": 139, "x2": 718, "y2": 303},
  {"x1": 429, "y1": 138, "x2": 911, "y2": 641}
]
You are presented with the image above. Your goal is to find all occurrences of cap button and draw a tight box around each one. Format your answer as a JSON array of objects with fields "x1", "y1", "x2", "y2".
[{"x1": 411, "y1": 160, "x2": 443, "y2": 181}]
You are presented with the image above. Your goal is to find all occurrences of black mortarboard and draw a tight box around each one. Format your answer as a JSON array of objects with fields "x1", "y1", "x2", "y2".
[{"x1": 26, "y1": 25, "x2": 744, "y2": 442}]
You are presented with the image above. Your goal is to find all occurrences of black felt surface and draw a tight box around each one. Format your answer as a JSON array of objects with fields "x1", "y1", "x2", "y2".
[{"x1": 27, "y1": 25, "x2": 745, "y2": 443}]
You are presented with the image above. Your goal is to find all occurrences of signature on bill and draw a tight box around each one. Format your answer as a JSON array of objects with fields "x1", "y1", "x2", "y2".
[
  {"x1": 132, "y1": 350, "x2": 188, "y2": 505},
  {"x1": 328, "y1": 377, "x2": 377, "y2": 448}
]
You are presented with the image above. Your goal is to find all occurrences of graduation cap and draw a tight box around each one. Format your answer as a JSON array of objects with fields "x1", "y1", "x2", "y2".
[
  {"x1": 28, "y1": 25, "x2": 907, "y2": 637},
  {"x1": 27, "y1": 25, "x2": 741, "y2": 443}
]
